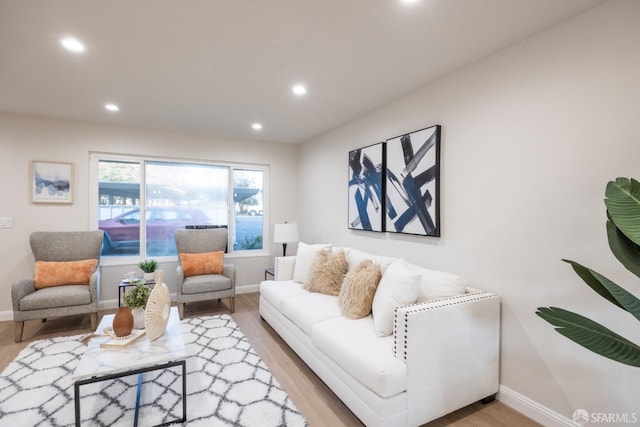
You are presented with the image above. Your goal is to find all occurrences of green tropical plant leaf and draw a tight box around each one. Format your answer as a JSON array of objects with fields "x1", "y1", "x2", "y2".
[
  {"x1": 536, "y1": 307, "x2": 640, "y2": 367},
  {"x1": 563, "y1": 259, "x2": 640, "y2": 321},
  {"x1": 607, "y1": 217, "x2": 640, "y2": 279},
  {"x1": 563, "y1": 259, "x2": 623, "y2": 309},
  {"x1": 605, "y1": 178, "x2": 640, "y2": 246}
]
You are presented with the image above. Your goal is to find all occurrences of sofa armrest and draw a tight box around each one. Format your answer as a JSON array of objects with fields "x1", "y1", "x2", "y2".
[
  {"x1": 11, "y1": 279, "x2": 36, "y2": 312},
  {"x1": 274, "y1": 256, "x2": 296, "y2": 281},
  {"x1": 394, "y1": 291, "x2": 500, "y2": 426}
]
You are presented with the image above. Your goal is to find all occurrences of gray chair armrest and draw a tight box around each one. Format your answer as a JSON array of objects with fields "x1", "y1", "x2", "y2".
[
  {"x1": 12, "y1": 279, "x2": 36, "y2": 312},
  {"x1": 223, "y1": 264, "x2": 236, "y2": 286},
  {"x1": 89, "y1": 269, "x2": 100, "y2": 304},
  {"x1": 176, "y1": 265, "x2": 184, "y2": 297}
]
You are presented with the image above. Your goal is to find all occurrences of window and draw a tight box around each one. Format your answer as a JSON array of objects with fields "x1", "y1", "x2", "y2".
[
  {"x1": 233, "y1": 169, "x2": 264, "y2": 251},
  {"x1": 92, "y1": 154, "x2": 267, "y2": 260}
]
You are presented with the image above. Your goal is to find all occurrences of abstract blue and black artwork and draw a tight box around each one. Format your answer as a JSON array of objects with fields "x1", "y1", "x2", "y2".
[
  {"x1": 385, "y1": 125, "x2": 441, "y2": 236},
  {"x1": 348, "y1": 142, "x2": 385, "y2": 232}
]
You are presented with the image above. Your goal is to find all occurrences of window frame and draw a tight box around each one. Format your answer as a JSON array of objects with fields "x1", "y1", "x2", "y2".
[{"x1": 89, "y1": 152, "x2": 269, "y2": 266}]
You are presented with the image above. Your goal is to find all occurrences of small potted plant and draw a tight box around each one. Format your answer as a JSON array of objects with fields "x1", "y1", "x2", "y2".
[
  {"x1": 138, "y1": 259, "x2": 158, "y2": 282},
  {"x1": 123, "y1": 280, "x2": 151, "y2": 329}
]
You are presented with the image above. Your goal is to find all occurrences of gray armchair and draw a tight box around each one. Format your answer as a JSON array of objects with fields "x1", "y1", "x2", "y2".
[
  {"x1": 12, "y1": 231, "x2": 103, "y2": 342},
  {"x1": 175, "y1": 228, "x2": 236, "y2": 319}
]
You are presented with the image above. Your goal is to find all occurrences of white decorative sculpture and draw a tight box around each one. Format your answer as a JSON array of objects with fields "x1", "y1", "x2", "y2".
[{"x1": 144, "y1": 270, "x2": 171, "y2": 341}]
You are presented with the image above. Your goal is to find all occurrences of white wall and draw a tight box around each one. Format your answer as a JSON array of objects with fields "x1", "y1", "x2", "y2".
[
  {"x1": 299, "y1": 0, "x2": 639, "y2": 423},
  {"x1": 0, "y1": 112, "x2": 298, "y2": 311}
]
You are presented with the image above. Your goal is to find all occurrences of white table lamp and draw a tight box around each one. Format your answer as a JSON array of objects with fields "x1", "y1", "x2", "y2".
[{"x1": 273, "y1": 223, "x2": 299, "y2": 256}]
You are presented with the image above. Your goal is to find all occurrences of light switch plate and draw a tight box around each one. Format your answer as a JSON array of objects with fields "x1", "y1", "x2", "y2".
[{"x1": 0, "y1": 217, "x2": 13, "y2": 228}]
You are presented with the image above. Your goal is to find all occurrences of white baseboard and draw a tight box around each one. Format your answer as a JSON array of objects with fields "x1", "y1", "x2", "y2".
[
  {"x1": 237, "y1": 284, "x2": 259, "y2": 294},
  {"x1": 499, "y1": 385, "x2": 574, "y2": 427},
  {"x1": 0, "y1": 310, "x2": 12, "y2": 322},
  {"x1": 98, "y1": 299, "x2": 123, "y2": 310}
]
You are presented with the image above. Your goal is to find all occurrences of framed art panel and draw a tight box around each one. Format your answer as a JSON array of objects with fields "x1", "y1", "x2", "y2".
[
  {"x1": 348, "y1": 142, "x2": 385, "y2": 232},
  {"x1": 385, "y1": 125, "x2": 440, "y2": 236},
  {"x1": 31, "y1": 161, "x2": 74, "y2": 204}
]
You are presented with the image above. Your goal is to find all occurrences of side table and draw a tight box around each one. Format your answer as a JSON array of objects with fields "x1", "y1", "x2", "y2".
[
  {"x1": 264, "y1": 268, "x2": 275, "y2": 280},
  {"x1": 118, "y1": 280, "x2": 155, "y2": 307}
]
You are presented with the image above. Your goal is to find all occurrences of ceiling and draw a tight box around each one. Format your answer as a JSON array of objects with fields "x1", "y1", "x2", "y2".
[{"x1": 0, "y1": 0, "x2": 606, "y2": 144}]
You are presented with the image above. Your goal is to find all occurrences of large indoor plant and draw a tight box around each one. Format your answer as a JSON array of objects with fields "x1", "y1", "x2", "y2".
[
  {"x1": 536, "y1": 178, "x2": 640, "y2": 367},
  {"x1": 123, "y1": 280, "x2": 151, "y2": 329}
]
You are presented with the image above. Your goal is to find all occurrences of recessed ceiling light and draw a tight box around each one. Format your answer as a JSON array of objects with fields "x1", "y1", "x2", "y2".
[
  {"x1": 60, "y1": 37, "x2": 85, "y2": 53},
  {"x1": 292, "y1": 84, "x2": 307, "y2": 96},
  {"x1": 401, "y1": 0, "x2": 420, "y2": 4},
  {"x1": 105, "y1": 103, "x2": 119, "y2": 112},
  {"x1": 251, "y1": 123, "x2": 263, "y2": 130}
]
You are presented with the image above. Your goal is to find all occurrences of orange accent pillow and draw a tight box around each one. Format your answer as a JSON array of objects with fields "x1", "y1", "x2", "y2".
[
  {"x1": 34, "y1": 259, "x2": 99, "y2": 289},
  {"x1": 180, "y1": 251, "x2": 224, "y2": 277}
]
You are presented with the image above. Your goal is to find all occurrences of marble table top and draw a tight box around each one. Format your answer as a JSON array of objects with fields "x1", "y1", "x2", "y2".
[{"x1": 73, "y1": 307, "x2": 187, "y2": 382}]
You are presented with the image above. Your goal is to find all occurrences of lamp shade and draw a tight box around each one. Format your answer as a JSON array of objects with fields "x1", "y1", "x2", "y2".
[{"x1": 273, "y1": 223, "x2": 299, "y2": 243}]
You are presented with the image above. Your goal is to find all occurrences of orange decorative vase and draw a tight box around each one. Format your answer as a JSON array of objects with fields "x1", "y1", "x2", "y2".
[{"x1": 113, "y1": 306, "x2": 134, "y2": 337}]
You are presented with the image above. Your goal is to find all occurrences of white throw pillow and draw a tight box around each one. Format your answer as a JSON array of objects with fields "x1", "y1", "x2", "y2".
[
  {"x1": 401, "y1": 260, "x2": 468, "y2": 302},
  {"x1": 371, "y1": 260, "x2": 420, "y2": 337},
  {"x1": 346, "y1": 248, "x2": 397, "y2": 274},
  {"x1": 292, "y1": 242, "x2": 332, "y2": 283}
]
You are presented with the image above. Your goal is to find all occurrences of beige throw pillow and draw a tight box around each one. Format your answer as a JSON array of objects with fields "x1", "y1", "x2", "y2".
[
  {"x1": 338, "y1": 259, "x2": 382, "y2": 319},
  {"x1": 305, "y1": 250, "x2": 347, "y2": 296}
]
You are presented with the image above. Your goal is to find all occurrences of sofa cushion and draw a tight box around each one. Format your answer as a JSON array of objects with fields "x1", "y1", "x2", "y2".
[
  {"x1": 305, "y1": 249, "x2": 347, "y2": 296},
  {"x1": 312, "y1": 316, "x2": 407, "y2": 398},
  {"x1": 372, "y1": 260, "x2": 420, "y2": 337},
  {"x1": 260, "y1": 280, "x2": 308, "y2": 311},
  {"x1": 338, "y1": 260, "x2": 381, "y2": 319},
  {"x1": 331, "y1": 246, "x2": 351, "y2": 256},
  {"x1": 20, "y1": 285, "x2": 92, "y2": 311},
  {"x1": 181, "y1": 274, "x2": 231, "y2": 294},
  {"x1": 346, "y1": 248, "x2": 396, "y2": 274},
  {"x1": 179, "y1": 251, "x2": 223, "y2": 277},
  {"x1": 401, "y1": 260, "x2": 468, "y2": 301},
  {"x1": 34, "y1": 259, "x2": 98, "y2": 289},
  {"x1": 281, "y1": 293, "x2": 341, "y2": 336},
  {"x1": 292, "y1": 242, "x2": 332, "y2": 283}
]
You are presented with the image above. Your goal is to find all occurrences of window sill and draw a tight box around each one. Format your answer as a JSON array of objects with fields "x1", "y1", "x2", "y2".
[{"x1": 100, "y1": 250, "x2": 272, "y2": 267}]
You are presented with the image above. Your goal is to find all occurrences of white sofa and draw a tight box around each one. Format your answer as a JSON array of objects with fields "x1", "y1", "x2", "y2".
[{"x1": 259, "y1": 246, "x2": 500, "y2": 427}]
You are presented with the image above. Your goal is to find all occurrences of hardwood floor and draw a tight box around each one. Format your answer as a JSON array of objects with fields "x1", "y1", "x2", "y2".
[{"x1": 0, "y1": 293, "x2": 540, "y2": 427}]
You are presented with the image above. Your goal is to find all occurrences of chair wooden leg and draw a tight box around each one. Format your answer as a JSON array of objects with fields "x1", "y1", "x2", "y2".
[
  {"x1": 90, "y1": 313, "x2": 98, "y2": 330},
  {"x1": 229, "y1": 296, "x2": 235, "y2": 313},
  {"x1": 15, "y1": 321, "x2": 24, "y2": 343},
  {"x1": 178, "y1": 303, "x2": 185, "y2": 319}
]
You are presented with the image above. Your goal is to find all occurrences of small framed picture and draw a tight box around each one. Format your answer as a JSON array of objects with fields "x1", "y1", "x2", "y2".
[{"x1": 31, "y1": 161, "x2": 74, "y2": 204}]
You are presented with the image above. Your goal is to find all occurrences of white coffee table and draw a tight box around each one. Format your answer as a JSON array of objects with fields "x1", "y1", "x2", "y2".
[{"x1": 72, "y1": 307, "x2": 187, "y2": 426}]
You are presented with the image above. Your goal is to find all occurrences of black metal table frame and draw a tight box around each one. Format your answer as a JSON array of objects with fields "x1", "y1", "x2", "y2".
[
  {"x1": 264, "y1": 268, "x2": 275, "y2": 280},
  {"x1": 74, "y1": 359, "x2": 186, "y2": 427},
  {"x1": 118, "y1": 280, "x2": 155, "y2": 307}
]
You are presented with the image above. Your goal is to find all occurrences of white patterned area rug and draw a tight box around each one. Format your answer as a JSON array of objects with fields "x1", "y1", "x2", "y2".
[{"x1": 0, "y1": 315, "x2": 307, "y2": 427}]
